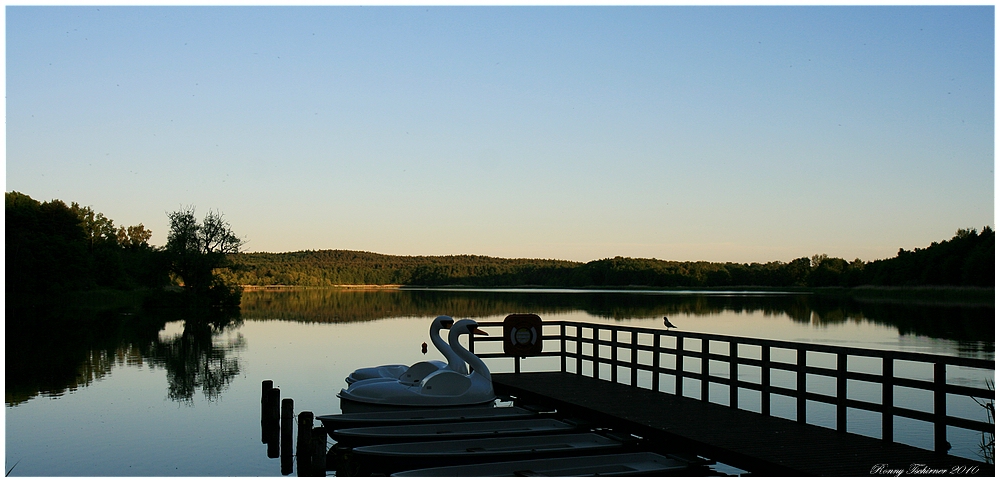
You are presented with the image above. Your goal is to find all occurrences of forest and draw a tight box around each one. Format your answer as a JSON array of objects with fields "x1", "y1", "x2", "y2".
[
  {"x1": 226, "y1": 229, "x2": 993, "y2": 289},
  {"x1": 6, "y1": 191, "x2": 995, "y2": 300},
  {"x1": 6, "y1": 191, "x2": 243, "y2": 311}
]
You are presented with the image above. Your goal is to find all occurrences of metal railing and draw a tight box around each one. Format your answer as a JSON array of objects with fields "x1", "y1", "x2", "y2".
[{"x1": 471, "y1": 320, "x2": 995, "y2": 455}]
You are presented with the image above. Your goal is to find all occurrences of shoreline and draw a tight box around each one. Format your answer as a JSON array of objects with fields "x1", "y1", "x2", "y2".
[{"x1": 237, "y1": 284, "x2": 993, "y2": 306}]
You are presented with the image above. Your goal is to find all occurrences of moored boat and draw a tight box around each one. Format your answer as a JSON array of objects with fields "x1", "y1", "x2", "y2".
[
  {"x1": 338, "y1": 320, "x2": 495, "y2": 407},
  {"x1": 350, "y1": 432, "x2": 624, "y2": 474},
  {"x1": 390, "y1": 451, "x2": 691, "y2": 477},
  {"x1": 345, "y1": 315, "x2": 467, "y2": 385},
  {"x1": 317, "y1": 405, "x2": 539, "y2": 432},
  {"x1": 330, "y1": 417, "x2": 582, "y2": 446}
]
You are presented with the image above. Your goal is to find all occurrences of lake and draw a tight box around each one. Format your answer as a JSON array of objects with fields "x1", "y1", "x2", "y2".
[{"x1": 5, "y1": 288, "x2": 994, "y2": 476}]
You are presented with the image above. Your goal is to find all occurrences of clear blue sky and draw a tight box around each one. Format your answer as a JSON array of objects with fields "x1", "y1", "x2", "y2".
[{"x1": 5, "y1": 6, "x2": 994, "y2": 263}]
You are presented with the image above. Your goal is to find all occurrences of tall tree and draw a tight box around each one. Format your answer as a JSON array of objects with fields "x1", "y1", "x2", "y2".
[{"x1": 165, "y1": 207, "x2": 245, "y2": 303}]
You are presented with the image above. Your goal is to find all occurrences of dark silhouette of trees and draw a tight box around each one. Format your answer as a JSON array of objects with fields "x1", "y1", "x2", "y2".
[
  {"x1": 6, "y1": 192, "x2": 171, "y2": 300},
  {"x1": 864, "y1": 227, "x2": 994, "y2": 287},
  {"x1": 5, "y1": 191, "x2": 993, "y2": 295},
  {"x1": 165, "y1": 207, "x2": 245, "y2": 305},
  {"x1": 6, "y1": 192, "x2": 92, "y2": 296}
]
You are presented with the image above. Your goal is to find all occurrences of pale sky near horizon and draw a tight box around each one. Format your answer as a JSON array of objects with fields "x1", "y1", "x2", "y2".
[{"x1": 5, "y1": 5, "x2": 995, "y2": 264}]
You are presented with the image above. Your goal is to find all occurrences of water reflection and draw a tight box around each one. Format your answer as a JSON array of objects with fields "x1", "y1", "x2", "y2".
[
  {"x1": 5, "y1": 296, "x2": 244, "y2": 406},
  {"x1": 241, "y1": 288, "x2": 993, "y2": 348},
  {"x1": 6, "y1": 288, "x2": 992, "y2": 408},
  {"x1": 145, "y1": 318, "x2": 246, "y2": 404}
]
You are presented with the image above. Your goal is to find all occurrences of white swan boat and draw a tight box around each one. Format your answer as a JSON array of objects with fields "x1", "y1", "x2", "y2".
[
  {"x1": 390, "y1": 451, "x2": 691, "y2": 477},
  {"x1": 351, "y1": 433, "x2": 625, "y2": 474},
  {"x1": 338, "y1": 319, "x2": 495, "y2": 407},
  {"x1": 346, "y1": 315, "x2": 467, "y2": 385},
  {"x1": 317, "y1": 406, "x2": 539, "y2": 432},
  {"x1": 329, "y1": 418, "x2": 582, "y2": 445}
]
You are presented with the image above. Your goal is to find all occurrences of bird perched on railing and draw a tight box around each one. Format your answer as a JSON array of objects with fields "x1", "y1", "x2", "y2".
[{"x1": 663, "y1": 316, "x2": 677, "y2": 330}]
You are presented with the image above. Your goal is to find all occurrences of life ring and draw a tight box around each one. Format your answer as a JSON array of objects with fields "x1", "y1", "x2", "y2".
[{"x1": 503, "y1": 313, "x2": 543, "y2": 356}]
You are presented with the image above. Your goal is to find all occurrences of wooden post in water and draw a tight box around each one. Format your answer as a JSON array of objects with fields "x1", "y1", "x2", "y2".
[
  {"x1": 280, "y1": 398, "x2": 294, "y2": 475},
  {"x1": 311, "y1": 427, "x2": 328, "y2": 476},
  {"x1": 265, "y1": 386, "x2": 281, "y2": 457},
  {"x1": 261, "y1": 380, "x2": 273, "y2": 444},
  {"x1": 296, "y1": 411, "x2": 314, "y2": 476},
  {"x1": 268, "y1": 388, "x2": 281, "y2": 425}
]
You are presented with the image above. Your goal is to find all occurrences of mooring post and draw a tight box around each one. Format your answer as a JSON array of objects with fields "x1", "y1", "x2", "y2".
[
  {"x1": 268, "y1": 388, "x2": 281, "y2": 424},
  {"x1": 280, "y1": 398, "x2": 294, "y2": 474},
  {"x1": 265, "y1": 386, "x2": 281, "y2": 452},
  {"x1": 296, "y1": 411, "x2": 314, "y2": 475},
  {"x1": 310, "y1": 427, "x2": 328, "y2": 476},
  {"x1": 260, "y1": 380, "x2": 273, "y2": 444}
]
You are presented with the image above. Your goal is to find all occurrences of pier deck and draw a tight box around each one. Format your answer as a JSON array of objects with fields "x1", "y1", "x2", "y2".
[{"x1": 492, "y1": 372, "x2": 993, "y2": 477}]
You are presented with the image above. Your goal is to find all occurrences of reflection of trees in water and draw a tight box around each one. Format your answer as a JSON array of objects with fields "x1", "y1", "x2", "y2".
[
  {"x1": 145, "y1": 319, "x2": 246, "y2": 404},
  {"x1": 241, "y1": 289, "x2": 993, "y2": 348},
  {"x1": 240, "y1": 289, "x2": 818, "y2": 323},
  {"x1": 6, "y1": 297, "x2": 244, "y2": 406}
]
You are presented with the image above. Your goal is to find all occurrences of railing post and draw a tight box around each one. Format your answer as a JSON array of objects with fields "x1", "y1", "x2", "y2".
[
  {"x1": 576, "y1": 325, "x2": 583, "y2": 375},
  {"x1": 592, "y1": 327, "x2": 600, "y2": 379},
  {"x1": 882, "y1": 357, "x2": 894, "y2": 442},
  {"x1": 701, "y1": 337, "x2": 709, "y2": 402},
  {"x1": 560, "y1": 322, "x2": 566, "y2": 373},
  {"x1": 730, "y1": 341, "x2": 738, "y2": 409},
  {"x1": 611, "y1": 327, "x2": 619, "y2": 384},
  {"x1": 631, "y1": 331, "x2": 639, "y2": 388},
  {"x1": 934, "y1": 361, "x2": 948, "y2": 453},
  {"x1": 837, "y1": 352, "x2": 847, "y2": 432},
  {"x1": 797, "y1": 348, "x2": 807, "y2": 423},
  {"x1": 652, "y1": 333, "x2": 661, "y2": 393},
  {"x1": 676, "y1": 334, "x2": 684, "y2": 397},
  {"x1": 761, "y1": 344, "x2": 771, "y2": 417}
]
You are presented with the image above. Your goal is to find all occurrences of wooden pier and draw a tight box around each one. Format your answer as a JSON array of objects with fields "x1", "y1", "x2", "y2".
[
  {"x1": 474, "y1": 320, "x2": 995, "y2": 476},
  {"x1": 493, "y1": 372, "x2": 988, "y2": 476}
]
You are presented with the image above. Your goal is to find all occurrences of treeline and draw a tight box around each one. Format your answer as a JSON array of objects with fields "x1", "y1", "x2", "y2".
[
  {"x1": 6, "y1": 191, "x2": 168, "y2": 296},
  {"x1": 229, "y1": 227, "x2": 993, "y2": 288},
  {"x1": 6, "y1": 192, "x2": 243, "y2": 308},
  {"x1": 7, "y1": 190, "x2": 993, "y2": 294}
]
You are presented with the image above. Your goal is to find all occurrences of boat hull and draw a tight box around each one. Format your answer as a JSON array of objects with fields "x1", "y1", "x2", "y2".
[
  {"x1": 350, "y1": 432, "x2": 625, "y2": 474},
  {"x1": 390, "y1": 451, "x2": 691, "y2": 477},
  {"x1": 330, "y1": 417, "x2": 582, "y2": 446},
  {"x1": 317, "y1": 406, "x2": 539, "y2": 432}
]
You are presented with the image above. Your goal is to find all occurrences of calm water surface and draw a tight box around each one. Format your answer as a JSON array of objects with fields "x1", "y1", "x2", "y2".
[{"x1": 5, "y1": 289, "x2": 994, "y2": 476}]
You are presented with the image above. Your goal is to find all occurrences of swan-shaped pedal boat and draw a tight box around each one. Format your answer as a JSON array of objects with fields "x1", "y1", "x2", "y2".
[
  {"x1": 338, "y1": 319, "x2": 494, "y2": 407},
  {"x1": 346, "y1": 315, "x2": 468, "y2": 386}
]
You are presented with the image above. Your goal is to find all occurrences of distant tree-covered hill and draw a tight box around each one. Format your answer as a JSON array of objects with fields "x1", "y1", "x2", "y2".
[
  {"x1": 6, "y1": 190, "x2": 991, "y2": 291},
  {"x1": 226, "y1": 227, "x2": 993, "y2": 288}
]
